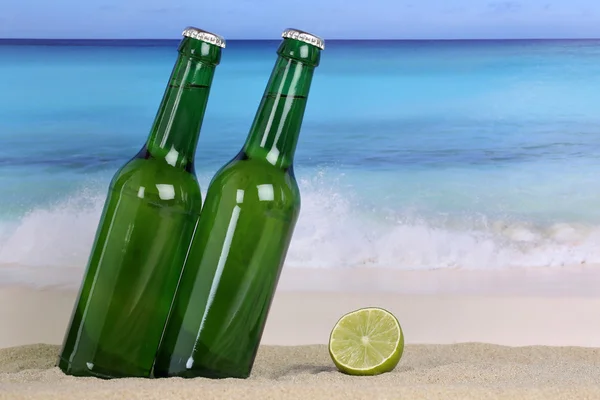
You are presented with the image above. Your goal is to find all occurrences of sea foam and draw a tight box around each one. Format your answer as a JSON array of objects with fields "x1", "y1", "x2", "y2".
[{"x1": 0, "y1": 177, "x2": 598, "y2": 288}]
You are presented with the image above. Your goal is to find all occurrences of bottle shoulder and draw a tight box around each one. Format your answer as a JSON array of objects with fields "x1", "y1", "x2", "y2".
[
  {"x1": 205, "y1": 158, "x2": 300, "y2": 210},
  {"x1": 109, "y1": 157, "x2": 202, "y2": 210}
]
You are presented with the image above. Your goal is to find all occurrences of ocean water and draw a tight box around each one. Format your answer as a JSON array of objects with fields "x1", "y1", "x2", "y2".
[{"x1": 1, "y1": 39, "x2": 600, "y2": 286}]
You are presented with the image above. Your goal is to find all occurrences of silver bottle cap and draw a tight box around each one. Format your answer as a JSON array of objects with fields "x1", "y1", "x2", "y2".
[
  {"x1": 281, "y1": 28, "x2": 325, "y2": 50},
  {"x1": 182, "y1": 27, "x2": 226, "y2": 48}
]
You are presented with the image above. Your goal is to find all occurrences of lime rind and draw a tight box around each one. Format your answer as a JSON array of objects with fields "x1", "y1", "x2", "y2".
[{"x1": 328, "y1": 307, "x2": 404, "y2": 375}]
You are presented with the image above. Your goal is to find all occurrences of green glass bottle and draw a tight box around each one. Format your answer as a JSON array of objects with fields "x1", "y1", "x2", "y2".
[
  {"x1": 57, "y1": 27, "x2": 225, "y2": 379},
  {"x1": 153, "y1": 28, "x2": 324, "y2": 379}
]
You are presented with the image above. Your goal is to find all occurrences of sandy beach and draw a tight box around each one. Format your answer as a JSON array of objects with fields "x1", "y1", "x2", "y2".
[
  {"x1": 3, "y1": 342, "x2": 600, "y2": 400},
  {"x1": 1, "y1": 267, "x2": 600, "y2": 399}
]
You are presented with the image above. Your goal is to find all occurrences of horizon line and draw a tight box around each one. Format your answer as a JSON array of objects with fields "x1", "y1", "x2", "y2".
[{"x1": 2, "y1": 37, "x2": 600, "y2": 41}]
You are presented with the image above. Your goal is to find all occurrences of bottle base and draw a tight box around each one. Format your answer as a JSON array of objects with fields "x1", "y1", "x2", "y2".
[
  {"x1": 57, "y1": 356, "x2": 152, "y2": 379},
  {"x1": 153, "y1": 363, "x2": 250, "y2": 379}
]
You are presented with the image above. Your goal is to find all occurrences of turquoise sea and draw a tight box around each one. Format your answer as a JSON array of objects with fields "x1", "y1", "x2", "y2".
[{"x1": 1, "y1": 39, "x2": 600, "y2": 285}]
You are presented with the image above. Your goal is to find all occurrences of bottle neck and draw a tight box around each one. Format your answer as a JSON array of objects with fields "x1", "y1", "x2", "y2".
[
  {"x1": 146, "y1": 39, "x2": 219, "y2": 170},
  {"x1": 242, "y1": 47, "x2": 317, "y2": 170}
]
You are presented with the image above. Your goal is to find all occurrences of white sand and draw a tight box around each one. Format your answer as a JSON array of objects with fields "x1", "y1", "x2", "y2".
[
  {"x1": 1, "y1": 267, "x2": 600, "y2": 399},
  {"x1": 2, "y1": 343, "x2": 600, "y2": 399}
]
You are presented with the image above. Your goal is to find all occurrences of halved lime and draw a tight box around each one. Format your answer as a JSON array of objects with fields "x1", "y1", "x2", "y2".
[{"x1": 328, "y1": 307, "x2": 404, "y2": 376}]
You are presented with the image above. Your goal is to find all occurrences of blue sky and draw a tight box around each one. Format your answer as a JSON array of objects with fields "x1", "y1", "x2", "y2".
[{"x1": 2, "y1": 0, "x2": 599, "y2": 39}]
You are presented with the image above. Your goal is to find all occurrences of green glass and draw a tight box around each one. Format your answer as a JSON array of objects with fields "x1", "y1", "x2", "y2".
[
  {"x1": 153, "y1": 32, "x2": 323, "y2": 379},
  {"x1": 57, "y1": 30, "x2": 223, "y2": 379}
]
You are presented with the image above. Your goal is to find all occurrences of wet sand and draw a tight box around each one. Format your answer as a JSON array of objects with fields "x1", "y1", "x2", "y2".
[{"x1": 1, "y1": 267, "x2": 599, "y2": 399}]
